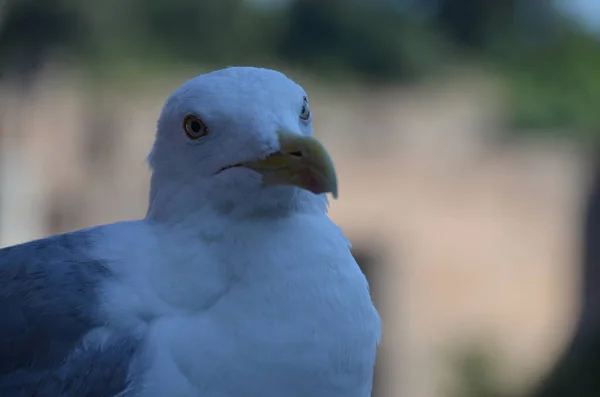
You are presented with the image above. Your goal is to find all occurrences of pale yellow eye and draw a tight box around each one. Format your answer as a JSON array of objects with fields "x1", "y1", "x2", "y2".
[{"x1": 183, "y1": 114, "x2": 208, "y2": 140}]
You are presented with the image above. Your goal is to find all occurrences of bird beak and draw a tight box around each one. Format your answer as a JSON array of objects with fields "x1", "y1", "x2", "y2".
[{"x1": 240, "y1": 130, "x2": 338, "y2": 199}]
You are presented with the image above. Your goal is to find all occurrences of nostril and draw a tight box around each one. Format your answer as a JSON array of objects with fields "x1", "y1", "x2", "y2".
[{"x1": 289, "y1": 151, "x2": 303, "y2": 158}]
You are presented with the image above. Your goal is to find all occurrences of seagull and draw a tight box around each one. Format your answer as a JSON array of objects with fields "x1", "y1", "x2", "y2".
[{"x1": 0, "y1": 66, "x2": 381, "y2": 397}]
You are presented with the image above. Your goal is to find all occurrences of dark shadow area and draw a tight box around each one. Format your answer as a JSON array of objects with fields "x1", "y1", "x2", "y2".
[
  {"x1": 529, "y1": 154, "x2": 600, "y2": 397},
  {"x1": 352, "y1": 244, "x2": 388, "y2": 397}
]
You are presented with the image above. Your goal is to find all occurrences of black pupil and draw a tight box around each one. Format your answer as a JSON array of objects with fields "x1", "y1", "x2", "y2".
[{"x1": 190, "y1": 120, "x2": 202, "y2": 133}]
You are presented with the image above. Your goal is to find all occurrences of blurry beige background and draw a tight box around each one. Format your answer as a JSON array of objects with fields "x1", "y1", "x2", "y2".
[{"x1": 2, "y1": 1, "x2": 600, "y2": 397}]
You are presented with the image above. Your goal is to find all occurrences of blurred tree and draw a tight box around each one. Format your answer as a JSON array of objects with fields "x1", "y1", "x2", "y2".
[
  {"x1": 0, "y1": 0, "x2": 86, "y2": 82},
  {"x1": 437, "y1": 0, "x2": 490, "y2": 49},
  {"x1": 128, "y1": 0, "x2": 251, "y2": 65},
  {"x1": 1, "y1": 0, "x2": 599, "y2": 134},
  {"x1": 435, "y1": 0, "x2": 600, "y2": 135},
  {"x1": 435, "y1": 0, "x2": 558, "y2": 51},
  {"x1": 276, "y1": 0, "x2": 428, "y2": 82},
  {"x1": 0, "y1": 0, "x2": 450, "y2": 83},
  {"x1": 448, "y1": 347, "x2": 509, "y2": 397},
  {"x1": 503, "y1": 28, "x2": 600, "y2": 135}
]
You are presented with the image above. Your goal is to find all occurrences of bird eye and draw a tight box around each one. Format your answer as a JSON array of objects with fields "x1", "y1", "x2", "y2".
[
  {"x1": 300, "y1": 97, "x2": 311, "y2": 121},
  {"x1": 183, "y1": 115, "x2": 208, "y2": 140}
]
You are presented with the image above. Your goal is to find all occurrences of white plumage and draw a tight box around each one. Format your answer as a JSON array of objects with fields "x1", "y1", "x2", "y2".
[{"x1": 0, "y1": 66, "x2": 381, "y2": 397}]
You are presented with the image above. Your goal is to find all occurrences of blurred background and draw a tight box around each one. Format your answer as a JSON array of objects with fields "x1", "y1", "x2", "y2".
[{"x1": 1, "y1": 0, "x2": 600, "y2": 396}]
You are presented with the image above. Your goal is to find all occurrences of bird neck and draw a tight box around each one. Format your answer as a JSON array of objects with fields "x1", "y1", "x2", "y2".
[{"x1": 145, "y1": 174, "x2": 330, "y2": 227}]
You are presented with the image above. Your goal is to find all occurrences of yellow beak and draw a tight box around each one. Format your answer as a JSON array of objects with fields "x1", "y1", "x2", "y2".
[{"x1": 240, "y1": 130, "x2": 338, "y2": 199}]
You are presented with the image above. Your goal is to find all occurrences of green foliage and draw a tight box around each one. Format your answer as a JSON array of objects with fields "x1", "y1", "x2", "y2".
[
  {"x1": 500, "y1": 28, "x2": 600, "y2": 139},
  {"x1": 0, "y1": 0, "x2": 87, "y2": 80},
  {"x1": 0, "y1": 0, "x2": 450, "y2": 83},
  {"x1": 285, "y1": 0, "x2": 451, "y2": 83},
  {"x1": 1, "y1": 0, "x2": 600, "y2": 138},
  {"x1": 129, "y1": 0, "x2": 248, "y2": 63},
  {"x1": 446, "y1": 345, "x2": 510, "y2": 397},
  {"x1": 277, "y1": 0, "x2": 405, "y2": 81}
]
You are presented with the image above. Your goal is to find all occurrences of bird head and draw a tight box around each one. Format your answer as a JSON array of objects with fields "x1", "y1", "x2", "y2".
[{"x1": 146, "y1": 67, "x2": 338, "y2": 221}]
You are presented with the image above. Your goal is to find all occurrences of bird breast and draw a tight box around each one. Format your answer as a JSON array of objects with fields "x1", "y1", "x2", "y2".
[{"x1": 103, "y1": 215, "x2": 381, "y2": 397}]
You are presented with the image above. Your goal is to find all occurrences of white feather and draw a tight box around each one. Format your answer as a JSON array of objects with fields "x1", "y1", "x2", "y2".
[{"x1": 93, "y1": 66, "x2": 380, "y2": 397}]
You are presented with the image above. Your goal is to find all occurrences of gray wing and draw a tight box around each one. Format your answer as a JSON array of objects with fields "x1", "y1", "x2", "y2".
[{"x1": 0, "y1": 230, "x2": 140, "y2": 397}]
